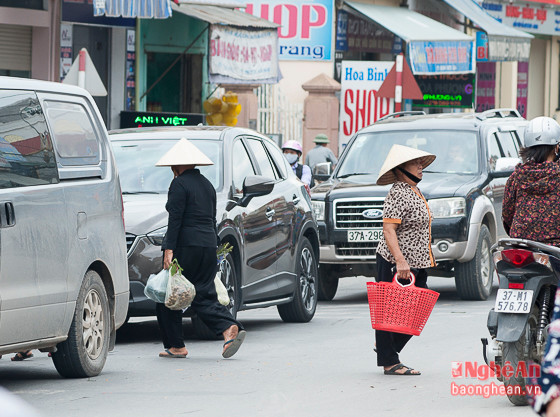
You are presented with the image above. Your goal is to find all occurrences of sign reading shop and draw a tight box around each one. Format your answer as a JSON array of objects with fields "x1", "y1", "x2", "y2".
[{"x1": 244, "y1": 0, "x2": 334, "y2": 61}]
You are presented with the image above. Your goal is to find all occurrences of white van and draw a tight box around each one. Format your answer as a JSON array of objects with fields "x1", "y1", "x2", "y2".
[{"x1": 0, "y1": 77, "x2": 128, "y2": 378}]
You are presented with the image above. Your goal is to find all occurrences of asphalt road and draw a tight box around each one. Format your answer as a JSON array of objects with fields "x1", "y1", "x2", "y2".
[{"x1": 0, "y1": 276, "x2": 535, "y2": 417}]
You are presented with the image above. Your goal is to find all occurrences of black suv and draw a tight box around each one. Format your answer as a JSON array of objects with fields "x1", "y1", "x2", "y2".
[{"x1": 311, "y1": 109, "x2": 527, "y2": 301}]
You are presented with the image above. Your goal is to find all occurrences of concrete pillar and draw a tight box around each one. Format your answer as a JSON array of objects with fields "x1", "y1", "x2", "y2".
[
  {"x1": 220, "y1": 84, "x2": 260, "y2": 129},
  {"x1": 544, "y1": 37, "x2": 559, "y2": 117},
  {"x1": 301, "y1": 73, "x2": 341, "y2": 159},
  {"x1": 496, "y1": 61, "x2": 517, "y2": 110}
]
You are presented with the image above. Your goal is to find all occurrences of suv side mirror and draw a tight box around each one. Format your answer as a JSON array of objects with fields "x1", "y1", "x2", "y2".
[
  {"x1": 228, "y1": 175, "x2": 274, "y2": 208},
  {"x1": 490, "y1": 157, "x2": 520, "y2": 178},
  {"x1": 313, "y1": 162, "x2": 332, "y2": 181}
]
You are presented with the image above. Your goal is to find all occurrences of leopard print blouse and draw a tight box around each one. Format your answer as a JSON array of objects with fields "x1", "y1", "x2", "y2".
[{"x1": 376, "y1": 181, "x2": 435, "y2": 269}]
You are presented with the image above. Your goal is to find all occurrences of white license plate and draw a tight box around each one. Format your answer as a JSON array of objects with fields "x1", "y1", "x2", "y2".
[
  {"x1": 347, "y1": 229, "x2": 383, "y2": 242},
  {"x1": 494, "y1": 289, "x2": 533, "y2": 314}
]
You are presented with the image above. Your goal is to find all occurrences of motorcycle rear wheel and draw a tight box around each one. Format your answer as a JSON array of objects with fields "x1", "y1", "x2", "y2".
[{"x1": 502, "y1": 305, "x2": 539, "y2": 406}]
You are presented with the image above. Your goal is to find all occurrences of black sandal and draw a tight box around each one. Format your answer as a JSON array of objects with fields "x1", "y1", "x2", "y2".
[
  {"x1": 11, "y1": 351, "x2": 33, "y2": 361},
  {"x1": 383, "y1": 363, "x2": 421, "y2": 375}
]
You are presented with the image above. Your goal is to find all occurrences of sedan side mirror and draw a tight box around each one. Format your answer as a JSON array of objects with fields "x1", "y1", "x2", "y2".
[
  {"x1": 313, "y1": 162, "x2": 332, "y2": 181},
  {"x1": 227, "y1": 175, "x2": 275, "y2": 209}
]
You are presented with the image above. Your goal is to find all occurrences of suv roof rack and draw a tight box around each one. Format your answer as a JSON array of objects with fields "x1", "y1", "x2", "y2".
[
  {"x1": 476, "y1": 108, "x2": 522, "y2": 120},
  {"x1": 377, "y1": 111, "x2": 426, "y2": 123}
]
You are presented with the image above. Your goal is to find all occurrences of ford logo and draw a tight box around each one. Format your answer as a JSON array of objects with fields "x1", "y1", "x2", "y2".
[{"x1": 362, "y1": 209, "x2": 383, "y2": 219}]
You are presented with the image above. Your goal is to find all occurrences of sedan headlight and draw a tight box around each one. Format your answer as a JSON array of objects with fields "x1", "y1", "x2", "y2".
[
  {"x1": 147, "y1": 226, "x2": 167, "y2": 246},
  {"x1": 311, "y1": 200, "x2": 325, "y2": 221},
  {"x1": 428, "y1": 197, "x2": 466, "y2": 218}
]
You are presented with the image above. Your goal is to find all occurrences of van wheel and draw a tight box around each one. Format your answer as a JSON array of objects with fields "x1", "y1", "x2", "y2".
[
  {"x1": 192, "y1": 252, "x2": 239, "y2": 340},
  {"x1": 52, "y1": 270, "x2": 110, "y2": 378},
  {"x1": 455, "y1": 225, "x2": 493, "y2": 300},
  {"x1": 317, "y1": 265, "x2": 338, "y2": 301},
  {"x1": 278, "y1": 237, "x2": 318, "y2": 322}
]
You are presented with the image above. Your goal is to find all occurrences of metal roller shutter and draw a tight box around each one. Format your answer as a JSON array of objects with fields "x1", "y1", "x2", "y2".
[{"x1": 0, "y1": 24, "x2": 32, "y2": 72}]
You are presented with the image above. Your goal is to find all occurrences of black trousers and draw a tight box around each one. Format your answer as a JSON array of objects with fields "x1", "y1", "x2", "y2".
[
  {"x1": 156, "y1": 246, "x2": 243, "y2": 349},
  {"x1": 375, "y1": 253, "x2": 428, "y2": 367}
]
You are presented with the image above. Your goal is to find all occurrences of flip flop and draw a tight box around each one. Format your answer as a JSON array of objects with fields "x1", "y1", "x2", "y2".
[
  {"x1": 383, "y1": 363, "x2": 420, "y2": 376},
  {"x1": 11, "y1": 351, "x2": 33, "y2": 361},
  {"x1": 222, "y1": 330, "x2": 246, "y2": 358},
  {"x1": 158, "y1": 349, "x2": 187, "y2": 358}
]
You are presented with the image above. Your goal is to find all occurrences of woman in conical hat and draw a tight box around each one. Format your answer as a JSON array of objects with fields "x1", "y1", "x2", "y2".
[
  {"x1": 154, "y1": 138, "x2": 246, "y2": 359},
  {"x1": 374, "y1": 144, "x2": 436, "y2": 376}
]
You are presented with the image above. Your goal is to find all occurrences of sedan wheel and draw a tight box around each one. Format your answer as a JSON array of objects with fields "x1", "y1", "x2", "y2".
[{"x1": 278, "y1": 237, "x2": 318, "y2": 323}]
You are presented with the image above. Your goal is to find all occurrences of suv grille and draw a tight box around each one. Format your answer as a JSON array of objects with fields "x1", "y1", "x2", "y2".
[
  {"x1": 126, "y1": 233, "x2": 137, "y2": 253},
  {"x1": 334, "y1": 199, "x2": 384, "y2": 229},
  {"x1": 335, "y1": 241, "x2": 378, "y2": 257}
]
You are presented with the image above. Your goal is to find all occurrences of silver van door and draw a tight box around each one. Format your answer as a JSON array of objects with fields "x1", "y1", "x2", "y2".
[{"x1": 0, "y1": 90, "x2": 68, "y2": 345}]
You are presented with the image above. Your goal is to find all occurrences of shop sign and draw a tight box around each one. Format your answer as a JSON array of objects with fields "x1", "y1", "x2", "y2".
[
  {"x1": 244, "y1": 0, "x2": 333, "y2": 61},
  {"x1": 338, "y1": 61, "x2": 394, "y2": 152},
  {"x1": 476, "y1": 32, "x2": 488, "y2": 62},
  {"x1": 120, "y1": 111, "x2": 204, "y2": 129},
  {"x1": 336, "y1": 10, "x2": 400, "y2": 55},
  {"x1": 517, "y1": 62, "x2": 529, "y2": 118},
  {"x1": 209, "y1": 26, "x2": 278, "y2": 82},
  {"x1": 412, "y1": 74, "x2": 475, "y2": 108},
  {"x1": 125, "y1": 29, "x2": 135, "y2": 111},
  {"x1": 476, "y1": 62, "x2": 496, "y2": 112},
  {"x1": 482, "y1": 2, "x2": 558, "y2": 36},
  {"x1": 408, "y1": 41, "x2": 475, "y2": 75},
  {"x1": 60, "y1": 24, "x2": 73, "y2": 82}
]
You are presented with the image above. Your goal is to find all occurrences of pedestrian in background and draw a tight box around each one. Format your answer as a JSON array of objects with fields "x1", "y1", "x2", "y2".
[
  {"x1": 374, "y1": 144, "x2": 436, "y2": 376},
  {"x1": 282, "y1": 140, "x2": 312, "y2": 187},
  {"x1": 155, "y1": 138, "x2": 245, "y2": 359},
  {"x1": 304, "y1": 133, "x2": 338, "y2": 172}
]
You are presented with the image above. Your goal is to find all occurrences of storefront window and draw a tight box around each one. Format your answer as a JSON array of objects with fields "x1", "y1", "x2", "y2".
[{"x1": 0, "y1": 0, "x2": 45, "y2": 10}]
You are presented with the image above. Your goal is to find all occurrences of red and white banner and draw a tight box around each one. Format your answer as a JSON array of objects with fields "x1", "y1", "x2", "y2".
[
  {"x1": 209, "y1": 25, "x2": 279, "y2": 83},
  {"x1": 339, "y1": 61, "x2": 394, "y2": 153}
]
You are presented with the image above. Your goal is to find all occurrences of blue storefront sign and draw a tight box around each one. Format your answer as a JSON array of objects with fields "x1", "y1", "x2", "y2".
[
  {"x1": 476, "y1": 32, "x2": 489, "y2": 62},
  {"x1": 336, "y1": 10, "x2": 348, "y2": 52},
  {"x1": 245, "y1": 0, "x2": 334, "y2": 61},
  {"x1": 408, "y1": 41, "x2": 475, "y2": 75},
  {"x1": 62, "y1": 0, "x2": 135, "y2": 27}
]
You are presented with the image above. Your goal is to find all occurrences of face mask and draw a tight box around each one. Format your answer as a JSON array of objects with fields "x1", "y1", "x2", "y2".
[
  {"x1": 285, "y1": 153, "x2": 298, "y2": 165},
  {"x1": 396, "y1": 167, "x2": 422, "y2": 184}
]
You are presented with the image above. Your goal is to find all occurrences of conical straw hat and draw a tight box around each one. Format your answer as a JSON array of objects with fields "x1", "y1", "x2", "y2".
[
  {"x1": 155, "y1": 138, "x2": 214, "y2": 167},
  {"x1": 376, "y1": 144, "x2": 436, "y2": 185}
]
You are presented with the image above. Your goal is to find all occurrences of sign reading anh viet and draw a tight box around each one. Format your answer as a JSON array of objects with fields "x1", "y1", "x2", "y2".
[
  {"x1": 339, "y1": 61, "x2": 394, "y2": 153},
  {"x1": 408, "y1": 41, "x2": 475, "y2": 75},
  {"x1": 244, "y1": 0, "x2": 333, "y2": 60},
  {"x1": 120, "y1": 111, "x2": 204, "y2": 129},
  {"x1": 209, "y1": 26, "x2": 278, "y2": 82},
  {"x1": 482, "y1": 2, "x2": 557, "y2": 35}
]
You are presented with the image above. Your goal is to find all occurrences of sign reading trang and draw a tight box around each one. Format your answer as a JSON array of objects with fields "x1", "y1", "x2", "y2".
[
  {"x1": 209, "y1": 26, "x2": 279, "y2": 83},
  {"x1": 244, "y1": 0, "x2": 333, "y2": 60},
  {"x1": 338, "y1": 61, "x2": 394, "y2": 152},
  {"x1": 120, "y1": 111, "x2": 204, "y2": 129},
  {"x1": 408, "y1": 41, "x2": 475, "y2": 75}
]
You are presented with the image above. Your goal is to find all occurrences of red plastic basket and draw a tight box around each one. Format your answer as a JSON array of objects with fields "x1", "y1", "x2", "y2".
[{"x1": 367, "y1": 273, "x2": 439, "y2": 336}]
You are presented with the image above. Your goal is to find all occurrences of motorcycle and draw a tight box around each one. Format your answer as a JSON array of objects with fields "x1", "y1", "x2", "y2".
[{"x1": 482, "y1": 238, "x2": 560, "y2": 405}]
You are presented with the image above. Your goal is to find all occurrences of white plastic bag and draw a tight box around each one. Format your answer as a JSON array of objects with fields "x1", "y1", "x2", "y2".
[
  {"x1": 165, "y1": 259, "x2": 196, "y2": 310},
  {"x1": 214, "y1": 270, "x2": 230, "y2": 306},
  {"x1": 144, "y1": 269, "x2": 169, "y2": 303}
]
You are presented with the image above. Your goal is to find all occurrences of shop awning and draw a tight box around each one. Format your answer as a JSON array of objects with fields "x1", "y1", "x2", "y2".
[
  {"x1": 441, "y1": 0, "x2": 532, "y2": 61},
  {"x1": 344, "y1": 2, "x2": 475, "y2": 75},
  {"x1": 94, "y1": 0, "x2": 172, "y2": 19},
  {"x1": 171, "y1": 2, "x2": 278, "y2": 28}
]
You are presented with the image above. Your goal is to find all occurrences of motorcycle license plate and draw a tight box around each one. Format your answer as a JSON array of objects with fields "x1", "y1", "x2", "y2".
[
  {"x1": 494, "y1": 289, "x2": 533, "y2": 314},
  {"x1": 347, "y1": 229, "x2": 383, "y2": 242}
]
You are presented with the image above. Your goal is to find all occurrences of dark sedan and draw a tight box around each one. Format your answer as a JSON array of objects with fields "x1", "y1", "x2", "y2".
[{"x1": 109, "y1": 126, "x2": 319, "y2": 338}]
